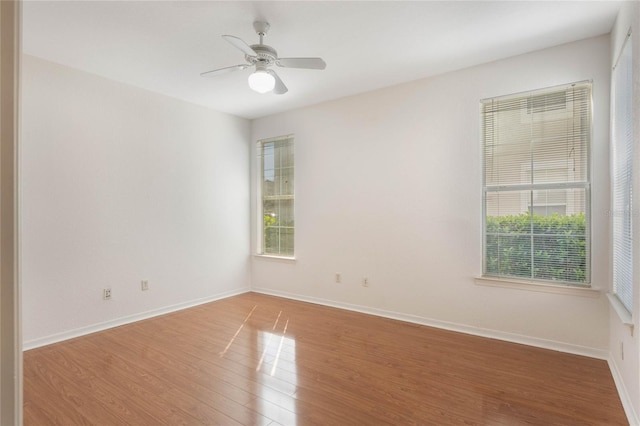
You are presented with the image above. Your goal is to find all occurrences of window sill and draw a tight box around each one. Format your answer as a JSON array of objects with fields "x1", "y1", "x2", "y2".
[
  {"x1": 607, "y1": 293, "x2": 634, "y2": 330},
  {"x1": 253, "y1": 254, "x2": 296, "y2": 263},
  {"x1": 475, "y1": 276, "x2": 601, "y2": 298}
]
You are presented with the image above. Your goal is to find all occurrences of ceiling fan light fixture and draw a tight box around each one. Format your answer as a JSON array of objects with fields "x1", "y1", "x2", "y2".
[{"x1": 248, "y1": 69, "x2": 275, "y2": 93}]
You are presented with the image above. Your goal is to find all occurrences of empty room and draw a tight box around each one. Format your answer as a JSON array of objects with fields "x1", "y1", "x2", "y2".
[{"x1": 1, "y1": 0, "x2": 640, "y2": 424}]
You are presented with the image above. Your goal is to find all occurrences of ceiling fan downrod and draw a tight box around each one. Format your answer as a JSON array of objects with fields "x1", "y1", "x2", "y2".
[{"x1": 253, "y1": 21, "x2": 270, "y2": 45}]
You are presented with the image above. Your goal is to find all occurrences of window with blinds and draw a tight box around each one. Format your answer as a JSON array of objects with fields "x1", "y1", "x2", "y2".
[
  {"x1": 612, "y1": 33, "x2": 633, "y2": 312},
  {"x1": 481, "y1": 81, "x2": 591, "y2": 285},
  {"x1": 258, "y1": 135, "x2": 295, "y2": 257}
]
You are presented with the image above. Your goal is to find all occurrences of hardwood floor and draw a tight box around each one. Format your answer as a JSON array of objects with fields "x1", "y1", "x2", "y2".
[{"x1": 24, "y1": 292, "x2": 627, "y2": 425}]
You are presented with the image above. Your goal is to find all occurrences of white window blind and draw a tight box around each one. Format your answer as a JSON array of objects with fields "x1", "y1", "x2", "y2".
[
  {"x1": 258, "y1": 135, "x2": 295, "y2": 257},
  {"x1": 612, "y1": 33, "x2": 633, "y2": 312},
  {"x1": 482, "y1": 81, "x2": 591, "y2": 285}
]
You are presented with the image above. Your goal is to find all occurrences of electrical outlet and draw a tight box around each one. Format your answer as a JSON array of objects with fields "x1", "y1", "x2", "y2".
[
  {"x1": 141, "y1": 280, "x2": 149, "y2": 291},
  {"x1": 335, "y1": 273, "x2": 341, "y2": 283},
  {"x1": 103, "y1": 288, "x2": 112, "y2": 300},
  {"x1": 362, "y1": 277, "x2": 369, "y2": 287}
]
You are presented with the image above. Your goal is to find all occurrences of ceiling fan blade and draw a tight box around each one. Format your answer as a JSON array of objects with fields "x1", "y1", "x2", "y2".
[
  {"x1": 277, "y1": 57, "x2": 326, "y2": 70},
  {"x1": 222, "y1": 35, "x2": 257, "y2": 57},
  {"x1": 267, "y1": 70, "x2": 288, "y2": 95},
  {"x1": 200, "y1": 64, "x2": 249, "y2": 78}
]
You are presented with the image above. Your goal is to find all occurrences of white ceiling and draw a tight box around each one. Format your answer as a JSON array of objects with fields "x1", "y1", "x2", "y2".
[{"x1": 22, "y1": 1, "x2": 622, "y2": 120}]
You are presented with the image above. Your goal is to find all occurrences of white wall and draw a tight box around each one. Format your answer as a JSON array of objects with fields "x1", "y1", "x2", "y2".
[
  {"x1": 21, "y1": 55, "x2": 251, "y2": 346},
  {"x1": 251, "y1": 35, "x2": 611, "y2": 355},
  {"x1": 609, "y1": 2, "x2": 640, "y2": 424}
]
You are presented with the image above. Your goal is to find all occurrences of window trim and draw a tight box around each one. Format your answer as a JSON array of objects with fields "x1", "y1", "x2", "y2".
[
  {"x1": 475, "y1": 276, "x2": 601, "y2": 297},
  {"x1": 253, "y1": 254, "x2": 297, "y2": 263},
  {"x1": 481, "y1": 81, "x2": 592, "y2": 287}
]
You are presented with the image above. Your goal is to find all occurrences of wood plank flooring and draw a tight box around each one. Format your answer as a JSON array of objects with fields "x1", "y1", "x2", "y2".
[{"x1": 24, "y1": 292, "x2": 627, "y2": 425}]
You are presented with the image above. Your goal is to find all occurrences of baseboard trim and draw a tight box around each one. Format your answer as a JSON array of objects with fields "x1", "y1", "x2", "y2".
[
  {"x1": 251, "y1": 287, "x2": 608, "y2": 360},
  {"x1": 23, "y1": 287, "x2": 251, "y2": 351},
  {"x1": 608, "y1": 355, "x2": 640, "y2": 426},
  {"x1": 26, "y1": 285, "x2": 607, "y2": 359}
]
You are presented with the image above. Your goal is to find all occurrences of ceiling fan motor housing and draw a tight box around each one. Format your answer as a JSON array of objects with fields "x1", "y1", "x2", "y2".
[{"x1": 247, "y1": 44, "x2": 277, "y2": 67}]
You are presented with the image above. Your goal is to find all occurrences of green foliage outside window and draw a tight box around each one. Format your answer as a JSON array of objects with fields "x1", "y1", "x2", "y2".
[
  {"x1": 263, "y1": 212, "x2": 277, "y2": 253},
  {"x1": 485, "y1": 213, "x2": 587, "y2": 283},
  {"x1": 263, "y1": 210, "x2": 294, "y2": 256}
]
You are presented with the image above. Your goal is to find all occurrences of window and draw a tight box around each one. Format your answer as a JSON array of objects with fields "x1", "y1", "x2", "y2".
[
  {"x1": 258, "y1": 135, "x2": 294, "y2": 257},
  {"x1": 481, "y1": 82, "x2": 591, "y2": 285},
  {"x1": 521, "y1": 161, "x2": 571, "y2": 216},
  {"x1": 612, "y1": 32, "x2": 633, "y2": 312}
]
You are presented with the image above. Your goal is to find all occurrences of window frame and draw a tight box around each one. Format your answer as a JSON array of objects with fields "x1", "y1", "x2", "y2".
[
  {"x1": 256, "y1": 134, "x2": 295, "y2": 259},
  {"x1": 611, "y1": 31, "x2": 634, "y2": 314},
  {"x1": 481, "y1": 81, "x2": 592, "y2": 287}
]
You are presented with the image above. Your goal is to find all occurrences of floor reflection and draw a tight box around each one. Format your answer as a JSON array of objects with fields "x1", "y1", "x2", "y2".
[
  {"x1": 255, "y1": 308, "x2": 298, "y2": 424},
  {"x1": 219, "y1": 304, "x2": 256, "y2": 357},
  {"x1": 269, "y1": 318, "x2": 290, "y2": 376},
  {"x1": 216, "y1": 304, "x2": 300, "y2": 424},
  {"x1": 256, "y1": 310, "x2": 282, "y2": 372}
]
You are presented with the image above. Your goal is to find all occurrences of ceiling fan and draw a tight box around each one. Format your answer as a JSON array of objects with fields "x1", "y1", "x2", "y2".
[{"x1": 201, "y1": 21, "x2": 326, "y2": 95}]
